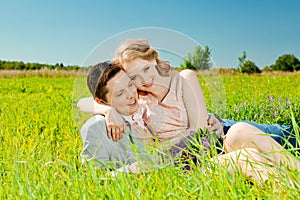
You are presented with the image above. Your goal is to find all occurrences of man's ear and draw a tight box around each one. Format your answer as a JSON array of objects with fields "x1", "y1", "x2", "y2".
[{"x1": 95, "y1": 97, "x2": 106, "y2": 105}]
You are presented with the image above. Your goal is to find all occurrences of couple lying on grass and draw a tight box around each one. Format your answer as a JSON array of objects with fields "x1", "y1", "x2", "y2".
[{"x1": 78, "y1": 39, "x2": 299, "y2": 183}]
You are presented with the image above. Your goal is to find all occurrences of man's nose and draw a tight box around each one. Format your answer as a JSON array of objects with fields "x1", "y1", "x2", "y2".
[{"x1": 126, "y1": 88, "x2": 136, "y2": 99}]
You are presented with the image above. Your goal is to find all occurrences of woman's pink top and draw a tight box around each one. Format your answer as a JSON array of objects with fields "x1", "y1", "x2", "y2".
[{"x1": 132, "y1": 74, "x2": 189, "y2": 148}]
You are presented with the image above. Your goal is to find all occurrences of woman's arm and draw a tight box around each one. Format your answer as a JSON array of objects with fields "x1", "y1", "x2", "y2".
[
  {"x1": 77, "y1": 97, "x2": 125, "y2": 141},
  {"x1": 77, "y1": 97, "x2": 104, "y2": 114},
  {"x1": 180, "y1": 69, "x2": 208, "y2": 131}
]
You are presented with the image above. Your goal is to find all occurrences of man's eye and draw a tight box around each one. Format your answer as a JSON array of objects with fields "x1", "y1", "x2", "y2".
[
  {"x1": 117, "y1": 91, "x2": 123, "y2": 96},
  {"x1": 130, "y1": 76, "x2": 136, "y2": 80},
  {"x1": 143, "y1": 67, "x2": 150, "y2": 72}
]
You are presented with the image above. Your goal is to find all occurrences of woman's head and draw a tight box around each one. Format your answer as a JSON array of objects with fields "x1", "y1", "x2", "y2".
[
  {"x1": 114, "y1": 39, "x2": 171, "y2": 77},
  {"x1": 113, "y1": 39, "x2": 173, "y2": 93},
  {"x1": 87, "y1": 62, "x2": 138, "y2": 115}
]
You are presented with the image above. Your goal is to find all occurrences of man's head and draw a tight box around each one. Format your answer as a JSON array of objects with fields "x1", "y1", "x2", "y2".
[{"x1": 87, "y1": 62, "x2": 139, "y2": 115}]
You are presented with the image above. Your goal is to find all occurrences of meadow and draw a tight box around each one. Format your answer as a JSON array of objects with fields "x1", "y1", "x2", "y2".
[{"x1": 0, "y1": 72, "x2": 299, "y2": 199}]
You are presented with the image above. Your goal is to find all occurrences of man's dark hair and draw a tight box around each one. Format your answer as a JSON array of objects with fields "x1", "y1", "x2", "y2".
[{"x1": 87, "y1": 61, "x2": 122, "y2": 102}]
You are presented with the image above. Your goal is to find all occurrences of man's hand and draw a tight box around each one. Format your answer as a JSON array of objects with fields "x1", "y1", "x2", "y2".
[
  {"x1": 105, "y1": 107, "x2": 125, "y2": 142},
  {"x1": 207, "y1": 114, "x2": 224, "y2": 137}
]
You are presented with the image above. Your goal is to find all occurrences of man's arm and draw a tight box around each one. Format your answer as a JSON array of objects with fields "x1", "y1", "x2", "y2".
[{"x1": 80, "y1": 115, "x2": 112, "y2": 170}]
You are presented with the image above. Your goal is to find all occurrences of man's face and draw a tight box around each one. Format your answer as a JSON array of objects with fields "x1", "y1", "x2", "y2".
[{"x1": 105, "y1": 70, "x2": 139, "y2": 115}]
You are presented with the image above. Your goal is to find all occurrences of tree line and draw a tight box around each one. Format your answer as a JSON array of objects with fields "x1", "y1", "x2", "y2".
[
  {"x1": 180, "y1": 45, "x2": 300, "y2": 74},
  {"x1": 2, "y1": 47, "x2": 300, "y2": 74},
  {"x1": 0, "y1": 60, "x2": 80, "y2": 70}
]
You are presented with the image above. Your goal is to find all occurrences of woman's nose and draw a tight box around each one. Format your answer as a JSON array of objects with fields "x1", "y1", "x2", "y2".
[
  {"x1": 138, "y1": 75, "x2": 148, "y2": 85},
  {"x1": 133, "y1": 76, "x2": 144, "y2": 87}
]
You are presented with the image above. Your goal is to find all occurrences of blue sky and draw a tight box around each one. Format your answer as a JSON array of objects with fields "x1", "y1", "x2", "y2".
[{"x1": 1, "y1": 0, "x2": 300, "y2": 68}]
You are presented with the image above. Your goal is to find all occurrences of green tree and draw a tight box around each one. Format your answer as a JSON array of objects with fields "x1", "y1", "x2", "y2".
[
  {"x1": 185, "y1": 45, "x2": 212, "y2": 70},
  {"x1": 262, "y1": 66, "x2": 271, "y2": 72},
  {"x1": 239, "y1": 60, "x2": 261, "y2": 74},
  {"x1": 179, "y1": 60, "x2": 195, "y2": 70},
  {"x1": 238, "y1": 51, "x2": 247, "y2": 72},
  {"x1": 270, "y1": 54, "x2": 300, "y2": 72}
]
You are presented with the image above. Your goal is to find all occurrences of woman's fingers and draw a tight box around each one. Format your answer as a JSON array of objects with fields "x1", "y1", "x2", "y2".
[
  {"x1": 107, "y1": 125, "x2": 124, "y2": 142},
  {"x1": 104, "y1": 107, "x2": 125, "y2": 141}
]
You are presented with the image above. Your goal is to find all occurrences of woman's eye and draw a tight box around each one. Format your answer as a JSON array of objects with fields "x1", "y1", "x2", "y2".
[
  {"x1": 117, "y1": 91, "x2": 123, "y2": 96},
  {"x1": 130, "y1": 76, "x2": 136, "y2": 80},
  {"x1": 143, "y1": 67, "x2": 150, "y2": 72}
]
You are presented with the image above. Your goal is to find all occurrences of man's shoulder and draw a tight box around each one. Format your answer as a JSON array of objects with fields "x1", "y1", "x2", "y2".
[
  {"x1": 80, "y1": 115, "x2": 106, "y2": 135},
  {"x1": 83, "y1": 114, "x2": 105, "y2": 126}
]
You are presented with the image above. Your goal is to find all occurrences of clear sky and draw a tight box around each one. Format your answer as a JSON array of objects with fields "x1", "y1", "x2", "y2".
[{"x1": 1, "y1": 0, "x2": 300, "y2": 68}]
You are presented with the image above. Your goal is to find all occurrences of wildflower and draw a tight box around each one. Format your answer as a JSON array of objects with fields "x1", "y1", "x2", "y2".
[
  {"x1": 268, "y1": 94, "x2": 274, "y2": 102},
  {"x1": 277, "y1": 98, "x2": 281, "y2": 105},
  {"x1": 271, "y1": 111, "x2": 275, "y2": 118},
  {"x1": 235, "y1": 105, "x2": 239, "y2": 112},
  {"x1": 285, "y1": 98, "x2": 290, "y2": 108}
]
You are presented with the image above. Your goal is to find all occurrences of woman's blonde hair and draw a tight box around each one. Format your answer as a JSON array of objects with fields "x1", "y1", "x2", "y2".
[{"x1": 113, "y1": 39, "x2": 171, "y2": 76}]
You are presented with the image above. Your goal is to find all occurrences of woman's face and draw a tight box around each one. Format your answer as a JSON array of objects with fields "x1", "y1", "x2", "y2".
[
  {"x1": 105, "y1": 70, "x2": 138, "y2": 116},
  {"x1": 122, "y1": 58, "x2": 159, "y2": 92}
]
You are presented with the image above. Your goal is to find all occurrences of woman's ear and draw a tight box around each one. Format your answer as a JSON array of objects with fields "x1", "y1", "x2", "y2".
[{"x1": 95, "y1": 97, "x2": 106, "y2": 105}]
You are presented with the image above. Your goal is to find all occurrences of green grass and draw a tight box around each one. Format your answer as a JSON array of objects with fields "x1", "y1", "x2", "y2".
[{"x1": 0, "y1": 74, "x2": 299, "y2": 199}]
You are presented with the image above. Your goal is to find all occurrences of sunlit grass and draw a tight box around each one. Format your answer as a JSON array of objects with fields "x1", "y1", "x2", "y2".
[{"x1": 0, "y1": 74, "x2": 299, "y2": 199}]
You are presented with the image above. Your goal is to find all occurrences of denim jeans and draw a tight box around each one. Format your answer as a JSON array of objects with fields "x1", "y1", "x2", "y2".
[{"x1": 222, "y1": 119, "x2": 297, "y2": 149}]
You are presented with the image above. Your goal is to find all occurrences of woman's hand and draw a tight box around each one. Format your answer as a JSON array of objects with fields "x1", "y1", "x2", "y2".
[
  {"x1": 105, "y1": 107, "x2": 126, "y2": 142},
  {"x1": 207, "y1": 114, "x2": 224, "y2": 137}
]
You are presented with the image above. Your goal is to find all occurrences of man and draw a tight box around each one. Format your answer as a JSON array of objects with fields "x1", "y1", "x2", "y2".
[{"x1": 80, "y1": 62, "x2": 156, "y2": 172}]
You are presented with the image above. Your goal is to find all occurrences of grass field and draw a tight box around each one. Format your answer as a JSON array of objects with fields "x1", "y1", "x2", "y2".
[{"x1": 0, "y1": 72, "x2": 299, "y2": 199}]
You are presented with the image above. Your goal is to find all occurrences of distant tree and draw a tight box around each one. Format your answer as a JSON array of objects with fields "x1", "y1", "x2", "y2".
[
  {"x1": 237, "y1": 51, "x2": 261, "y2": 74},
  {"x1": 237, "y1": 51, "x2": 247, "y2": 72},
  {"x1": 15, "y1": 61, "x2": 26, "y2": 70},
  {"x1": 185, "y1": 45, "x2": 212, "y2": 70},
  {"x1": 48, "y1": 64, "x2": 55, "y2": 70},
  {"x1": 239, "y1": 60, "x2": 261, "y2": 74},
  {"x1": 270, "y1": 54, "x2": 300, "y2": 72},
  {"x1": 0, "y1": 60, "x2": 82, "y2": 70},
  {"x1": 29, "y1": 63, "x2": 36, "y2": 70},
  {"x1": 179, "y1": 60, "x2": 195, "y2": 70},
  {"x1": 54, "y1": 63, "x2": 60, "y2": 69},
  {"x1": 262, "y1": 66, "x2": 271, "y2": 72}
]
